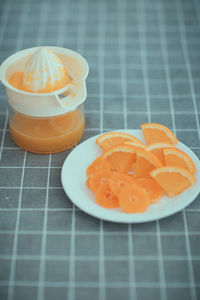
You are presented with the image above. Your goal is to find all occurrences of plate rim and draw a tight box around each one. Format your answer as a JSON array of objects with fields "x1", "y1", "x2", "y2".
[{"x1": 61, "y1": 129, "x2": 200, "y2": 223}]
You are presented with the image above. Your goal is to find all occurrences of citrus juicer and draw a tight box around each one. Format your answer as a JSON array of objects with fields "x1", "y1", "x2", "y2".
[
  {"x1": 0, "y1": 46, "x2": 89, "y2": 154},
  {"x1": 22, "y1": 47, "x2": 70, "y2": 93}
]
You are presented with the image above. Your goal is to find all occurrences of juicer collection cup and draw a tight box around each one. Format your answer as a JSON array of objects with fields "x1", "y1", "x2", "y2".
[{"x1": 0, "y1": 46, "x2": 89, "y2": 154}]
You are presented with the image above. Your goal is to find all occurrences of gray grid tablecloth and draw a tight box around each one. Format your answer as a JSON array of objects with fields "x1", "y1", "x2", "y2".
[{"x1": 0, "y1": 0, "x2": 200, "y2": 299}]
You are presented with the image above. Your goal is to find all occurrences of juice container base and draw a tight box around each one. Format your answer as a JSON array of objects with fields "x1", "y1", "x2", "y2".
[{"x1": 9, "y1": 106, "x2": 85, "y2": 154}]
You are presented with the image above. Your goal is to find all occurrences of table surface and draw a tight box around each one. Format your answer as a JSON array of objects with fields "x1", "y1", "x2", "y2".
[{"x1": 0, "y1": 0, "x2": 200, "y2": 299}]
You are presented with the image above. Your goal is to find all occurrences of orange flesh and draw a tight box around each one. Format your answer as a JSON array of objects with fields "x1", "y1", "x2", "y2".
[
  {"x1": 109, "y1": 173, "x2": 137, "y2": 195},
  {"x1": 151, "y1": 170, "x2": 194, "y2": 197},
  {"x1": 133, "y1": 153, "x2": 162, "y2": 177},
  {"x1": 87, "y1": 170, "x2": 112, "y2": 192},
  {"x1": 147, "y1": 148, "x2": 165, "y2": 164},
  {"x1": 142, "y1": 127, "x2": 177, "y2": 145},
  {"x1": 105, "y1": 151, "x2": 136, "y2": 173},
  {"x1": 8, "y1": 70, "x2": 71, "y2": 93},
  {"x1": 165, "y1": 154, "x2": 193, "y2": 172},
  {"x1": 9, "y1": 110, "x2": 85, "y2": 154},
  {"x1": 86, "y1": 156, "x2": 111, "y2": 177},
  {"x1": 119, "y1": 184, "x2": 150, "y2": 213},
  {"x1": 95, "y1": 184, "x2": 119, "y2": 208},
  {"x1": 163, "y1": 149, "x2": 196, "y2": 173},
  {"x1": 134, "y1": 177, "x2": 163, "y2": 203}
]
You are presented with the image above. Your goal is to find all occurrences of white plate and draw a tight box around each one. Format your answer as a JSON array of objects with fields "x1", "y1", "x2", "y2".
[{"x1": 61, "y1": 130, "x2": 200, "y2": 223}]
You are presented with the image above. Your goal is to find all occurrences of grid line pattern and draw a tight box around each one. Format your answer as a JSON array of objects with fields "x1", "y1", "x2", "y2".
[
  {"x1": 97, "y1": 2, "x2": 106, "y2": 299},
  {"x1": 0, "y1": 0, "x2": 200, "y2": 300}
]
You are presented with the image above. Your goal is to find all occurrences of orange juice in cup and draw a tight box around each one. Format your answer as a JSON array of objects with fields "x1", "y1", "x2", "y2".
[
  {"x1": 8, "y1": 105, "x2": 85, "y2": 154},
  {"x1": 0, "y1": 46, "x2": 89, "y2": 154}
]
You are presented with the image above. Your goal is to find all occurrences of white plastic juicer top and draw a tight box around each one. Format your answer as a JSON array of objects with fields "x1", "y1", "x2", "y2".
[{"x1": 0, "y1": 46, "x2": 89, "y2": 117}]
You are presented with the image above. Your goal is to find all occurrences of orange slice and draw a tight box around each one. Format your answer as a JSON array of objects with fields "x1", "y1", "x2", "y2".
[
  {"x1": 86, "y1": 156, "x2": 110, "y2": 177},
  {"x1": 141, "y1": 123, "x2": 178, "y2": 145},
  {"x1": 102, "y1": 145, "x2": 138, "y2": 173},
  {"x1": 145, "y1": 142, "x2": 175, "y2": 164},
  {"x1": 124, "y1": 140, "x2": 146, "y2": 148},
  {"x1": 119, "y1": 184, "x2": 150, "y2": 213},
  {"x1": 95, "y1": 184, "x2": 119, "y2": 208},
  {"x1": 150, "y1": 166, "x2": 196, "y2": 197},
  {"x1": 163, "y1": 147, "x2": 196, "y2": 174},
  {"x1": 134, "y1": 177, "x2": 163, "y2": 203},
  {"x1": 133, "y1": 147, "x2": 163, "y2": 177},
  {"x1": 96, "y1": 131, "x2": 143, "y2": 151},
  {"x1": 109, "y1": 172, "x2": 137, "y2": 195},
  {"x1": 88, "y1": 170, "x2": 112, "y2": 192}
]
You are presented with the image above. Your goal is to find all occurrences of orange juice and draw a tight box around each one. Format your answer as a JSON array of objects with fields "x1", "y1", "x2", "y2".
[{"x1": 9, "y1": 106, "x2": 85, "y2": 154}]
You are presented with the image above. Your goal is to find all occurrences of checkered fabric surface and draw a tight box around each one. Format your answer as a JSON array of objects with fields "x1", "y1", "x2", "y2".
[{"x1": 0, "y1": 0, "x2": 200, "y2": 299}]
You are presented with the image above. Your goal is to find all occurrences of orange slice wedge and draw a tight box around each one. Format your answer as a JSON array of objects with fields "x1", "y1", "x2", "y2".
[
  {"x1": 163, "y1": 147, "x2": 196, "y2": 174},
  {"x1": 150, "y1": 166, "x2": 196, "y2": 197},
  {"x1": 124, "y1": 140, "x2": 146, "y2": 148},
  {"x1": 134, "y1": 177, "x2": 163, "y2": 203},
  {"x1": 96, "y1": 131, "x2": 143, "y2": 151},
  {"x1": 141, "y1": 123, "x2": 178, "y2": 145},
  {"x1": 102, "y1": 145, "x2": 138, "y2": 173},
  {"x1": 145, "y1": 142, "x2": 175, "y2": 164},
  {"x1": 133, "y1": 147, "x2": 163, "y2": 177}
]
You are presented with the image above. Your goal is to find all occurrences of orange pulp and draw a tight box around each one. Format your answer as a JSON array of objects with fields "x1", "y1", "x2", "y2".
[{"x1": 8, "y1": 70, "x2": 70, "y2": 93}]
